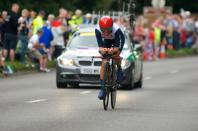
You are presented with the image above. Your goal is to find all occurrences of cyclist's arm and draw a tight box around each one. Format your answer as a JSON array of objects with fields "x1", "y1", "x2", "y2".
[
  {"x1": 114, "y1": 29, "x2": 125, "y2": 51},
  {"x1": 95, "y1": 28, "x2": 104, "y2": 48},
  {"x1": 95, "y1": 29, "x2": 108, "y2": 55}
]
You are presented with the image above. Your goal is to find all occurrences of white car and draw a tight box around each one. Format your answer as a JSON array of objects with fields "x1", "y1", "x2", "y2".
[{"x1": 56, "y1": 26, "x2": 143, "y2": 89}]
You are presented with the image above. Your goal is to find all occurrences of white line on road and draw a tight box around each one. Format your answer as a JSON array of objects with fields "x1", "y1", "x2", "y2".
[
  {"x1": 26, "y1": 99, "x2": 46, "y2": 103},
  {"x1": 144, "y1": 76, "x2": 153, "y2": 81},
  {"x1": 80, "y1": 91, "x2": 91, "y2": 95},
  {"x1": 170, "y1": 70, "x2": 179, "y2": 74}
]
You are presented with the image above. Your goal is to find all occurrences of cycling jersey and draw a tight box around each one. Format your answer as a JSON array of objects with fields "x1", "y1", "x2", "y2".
[{"x1": 95, "y1": 23, "x2": 125, "y2": 51}]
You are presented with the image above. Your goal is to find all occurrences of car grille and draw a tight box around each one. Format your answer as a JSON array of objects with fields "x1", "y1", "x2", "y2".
[
  {"x1": 79, "y1": 61, "x2": 92, "y2": 66},
  {"x1": 94, "y1": 61, "x2": 101, "y2": 66},
  {"x1": 78, "y1": 60, "x2": 101, "y2": 66},
  {"x1": 61, "y1": 74, "x2": 76, "y2": 79},
  {"x1": 79, "y1": 75, "x2": 100, "y2": 82}
]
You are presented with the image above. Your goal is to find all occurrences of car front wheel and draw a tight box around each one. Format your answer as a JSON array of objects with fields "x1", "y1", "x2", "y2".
[
  {"x1": 69, "y1": 83, "x2": 79, "y2": 88},
  {"x1": 126, "y1": 68, "x2": 135, "y2": 90},
  {"x1": 56, "y1": 81, "x2": 68, "y2": 88},
  {"x1": 135, "y1": 71, "x2": 143, "y2": 88}
]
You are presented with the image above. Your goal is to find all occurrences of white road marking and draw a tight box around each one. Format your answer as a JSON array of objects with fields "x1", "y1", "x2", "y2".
[
  {"x1": 80, "y1": 91, "x2": 91, "y2": 95},
  {"x1": 170, "y1": 70, "x2": 179, "y2": 74},
  {"x1": 26, "y1": 99, "x2": 46, "y2": 103},
  {"x1": 144, "y1": 76, "x2": 153, "y2": 80}
]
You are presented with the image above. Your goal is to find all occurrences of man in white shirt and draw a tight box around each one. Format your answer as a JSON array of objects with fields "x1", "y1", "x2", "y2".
[{"x1": 28, "y1": 29, "x2": 50, "y2": 72}]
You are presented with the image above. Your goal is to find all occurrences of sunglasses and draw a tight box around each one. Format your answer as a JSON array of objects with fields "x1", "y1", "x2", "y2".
[{"x1": 100, "y1": 27, "x2": 112, "y2": 33}]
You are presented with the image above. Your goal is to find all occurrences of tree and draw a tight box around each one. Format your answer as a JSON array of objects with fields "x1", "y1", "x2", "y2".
[{"x1": 0, "y1": 0, "x2": 197, "y2": 15}]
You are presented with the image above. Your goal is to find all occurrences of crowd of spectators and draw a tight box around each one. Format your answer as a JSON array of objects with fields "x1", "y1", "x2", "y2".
[
  {"x1": 0, "y1": 3, "x2": 93, "y2": 75},
  {"x1": 0, "y1": 3, "x2": 198, "y2": 75},
  {"x1": 133, "y1": 10, "x2": 198, "y2": 61}
]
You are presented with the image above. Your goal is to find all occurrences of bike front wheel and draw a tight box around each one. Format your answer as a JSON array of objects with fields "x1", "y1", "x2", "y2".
[
  {"x1": 103, "y1": 88, "x2": 110, "y2": 110},
  {"x1": 111, "y1": 86, "x2": 117, "y2": 109},
  {"x1": 103, "y1": 63, "x2": 111, "y2": 110}
]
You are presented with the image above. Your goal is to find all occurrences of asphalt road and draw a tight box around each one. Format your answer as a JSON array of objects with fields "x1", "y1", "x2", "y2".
[{"x1": 0, "y1": 56, "x2": 198, "y2": 131}]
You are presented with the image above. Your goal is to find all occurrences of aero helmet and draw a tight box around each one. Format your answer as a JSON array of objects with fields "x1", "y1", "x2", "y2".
[{"x1": 99, "y1": 16, "x2": 113, "y2": 29}]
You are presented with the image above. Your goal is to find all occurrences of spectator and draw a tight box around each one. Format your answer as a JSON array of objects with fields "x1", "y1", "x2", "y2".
[
  {"x1": 18, "y1": 9, "x2": 30, "y2": 63},
  {"x1": 28, "y1": 29, "x2": 50, "y2": 72},
  {"x1": 166, "y1": 25, "x2": 174, "y2": 50},
  {"x1": 83, "y1": 13, "x2": 92, "y2": 24},
  {"x1": 195, "y1": 18, "x2": 198, "y2": 35},
  {"x1": 32, "y1": 10, "x2": 45, "y2": 34},
  {"x1": 0, "y1": 15, "x2": 4, "y2": 47},
  {"x1": 3, "y1": 3, "x2": 20, "y2": 63},
  {"x1": 28, "y1": 10, "x2": 37, "y2": 37},
  {"x1": 39, "y1": 23, "x2": 54, "y2": 60},
  {"x1": 0, "y1": 11, "x2": 8, "y2": 46},
  {"x1": 68, "y1": 9, "x2": 83, "y2": 32},
  {"x1": 46, "y1": 14, "x2": 55, "y2": 29},
  {"x1": 172, "y1": 28, "x2": 180, "y2": 50},
  {"x1": 29, "y1": 10, "x2": 37, "y2": 23},
  {"x1": 58, "y1": 8, "x2": 71, "y2": 46},
  {"x1": 186, "y1": 31, "x2": 196, "y2": 48},
  {"x1": 51, "y1": 17, "x2": 66, "y2": 58},
  {"x1": 148, "y1": 27, "x2": 155, "y2": 60},
  {"x1": 153, "y1": 27, "x2": 161, "y2": 58},
  {"x1": 180, "y1": 28, "x2": 187, "y2": 48},
  {"x1": 0, "y1": 41, "x2": 12, "y2": 75},
  {"x1": 133, "y1": 23, "x2": 145, "y2": 43}
]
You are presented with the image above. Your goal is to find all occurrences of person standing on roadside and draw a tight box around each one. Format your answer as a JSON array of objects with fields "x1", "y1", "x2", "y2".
[
  {"x1": 0, "y1": 11, "x2": 8, "y2": 46},
  {"x1": 32, "y1": 10, "x2": 45, "y2": 35},
  {"x1": 18, "y1": 9, "x2": 30, "y2": 63},
  {"x1": 68, "y1": 9, "x2": 83, "y2": 33},
  {"x1": 3, "y1": 3, "x2": 20, "y2": 63},
  {"x1": 28, "y1": 10, "x2": 37, "y2": 38}
]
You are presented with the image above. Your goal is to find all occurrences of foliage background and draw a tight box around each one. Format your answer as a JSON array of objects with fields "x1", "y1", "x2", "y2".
[{"x1": 0, "y1": 0, "x2": 197, "y2": 15}]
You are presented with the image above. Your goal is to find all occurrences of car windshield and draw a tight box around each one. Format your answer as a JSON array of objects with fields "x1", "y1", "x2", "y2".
[
  {"x1": 68, "y1": 34, "x2": 98, "y2": 49},
  {"x1": 68, "y1": 33, "x2": 129, "y2": 49}
]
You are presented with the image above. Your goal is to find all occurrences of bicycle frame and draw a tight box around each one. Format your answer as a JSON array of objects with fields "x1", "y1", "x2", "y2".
[{"x1": 92, "y1": 54, "x2": 119, "y2": 110}]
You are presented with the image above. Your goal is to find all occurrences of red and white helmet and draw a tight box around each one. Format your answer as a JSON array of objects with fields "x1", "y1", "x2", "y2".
[{"x1": 99, "y1": 16, "x2": 113, "y2": 29}]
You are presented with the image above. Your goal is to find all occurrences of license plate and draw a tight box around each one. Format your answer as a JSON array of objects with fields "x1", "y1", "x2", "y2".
[{"x1": 81, "y1": 68, "x2": 100, "y2": 74}]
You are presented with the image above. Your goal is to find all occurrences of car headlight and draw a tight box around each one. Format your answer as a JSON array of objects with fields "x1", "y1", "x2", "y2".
[
  {"x1": 59, "y1": 59, "x2": 75, "y2": 66},
  {"x1": 121, "y1": 59, "x2": 130, "y2": 68}
]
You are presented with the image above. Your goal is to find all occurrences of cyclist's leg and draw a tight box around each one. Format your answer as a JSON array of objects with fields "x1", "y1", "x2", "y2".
[
  {"x1": 98, "y1": 59, "x2": 107, "y2": 100},
  {"x1": 112, "y1": 49, "x2": 124, "y2": 82}
]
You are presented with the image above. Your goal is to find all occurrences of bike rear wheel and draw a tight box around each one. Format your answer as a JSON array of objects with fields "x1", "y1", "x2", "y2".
[{"x1": 110, "y1": 63, "x2": 117, "y2": 109}]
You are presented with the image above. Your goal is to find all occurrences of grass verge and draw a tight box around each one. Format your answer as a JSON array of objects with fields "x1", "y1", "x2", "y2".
[{"x1": 166, "y1": 48, "x2": 198, "y2": 58}]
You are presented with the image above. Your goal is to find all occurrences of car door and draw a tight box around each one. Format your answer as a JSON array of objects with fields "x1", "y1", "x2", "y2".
[{"x1": 133, "y1": 43, "x2": 143, "y2": 82}]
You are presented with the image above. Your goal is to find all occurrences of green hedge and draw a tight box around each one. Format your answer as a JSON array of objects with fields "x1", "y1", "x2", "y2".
[
  {"x1": 166, "y1": 48, "x2": 198, "y2": 58},
  {"x1": 3, "y1": 60, "x2": 56, "y2": 73}
]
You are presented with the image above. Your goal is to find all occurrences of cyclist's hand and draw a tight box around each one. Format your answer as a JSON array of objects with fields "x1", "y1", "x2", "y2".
[
  {"x1": 108, "y1": 47, "x2": 120, "y2": 55},
  {"x1": 99, "y1": 47, "x2": 107, "y2": 55},
  {"x1": 113, "y1": 47, "x2": 120, "y2": 53},
  {"x1": 108, "y1": 48, "x2": 114, "y2": 54}
]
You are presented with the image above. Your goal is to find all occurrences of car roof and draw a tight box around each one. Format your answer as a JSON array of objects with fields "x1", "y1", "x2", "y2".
[
  {"x1": 75, "y1": 24, "x2": 96, "y2": 33},
  {"x1": 75, "y1": 24, "x2": 130, "y2": 34}
]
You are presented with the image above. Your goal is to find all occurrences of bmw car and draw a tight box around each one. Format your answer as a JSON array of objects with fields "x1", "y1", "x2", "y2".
[{"x1": 56, "y1": 26, "x2": 143, "y2": 89}]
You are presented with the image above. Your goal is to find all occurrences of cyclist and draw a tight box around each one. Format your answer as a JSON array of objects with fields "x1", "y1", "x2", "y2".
[{"x1": 95, "y1": 16, "x2": 125, "y2": 100}]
